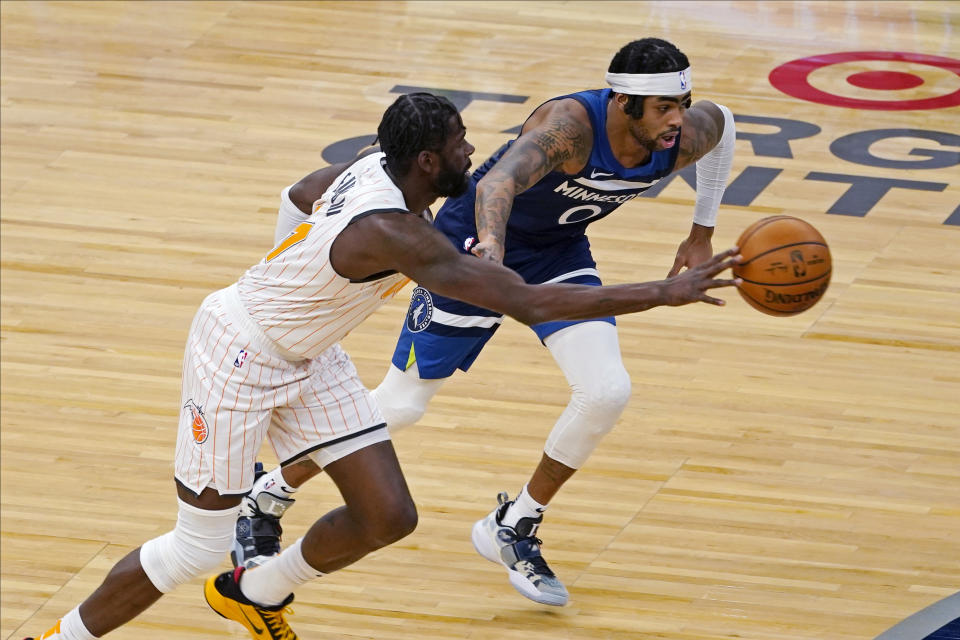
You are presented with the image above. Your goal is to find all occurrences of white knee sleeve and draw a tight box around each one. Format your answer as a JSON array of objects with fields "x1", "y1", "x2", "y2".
[
  {"x1": 370, "y1": 363, "x2": 445, "y2": 432},
  {"x1": 140, "y1": 499, "x2": 239, "y2": 593},
  {"x1": 543, "y1": 322, "x2": 631, "y2": 469}
]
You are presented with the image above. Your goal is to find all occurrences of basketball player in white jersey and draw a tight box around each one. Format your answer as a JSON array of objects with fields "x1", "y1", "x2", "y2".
[
  {"x1": 233, "y1": 38, "x2": 736, "y2": 607},
  {"x1": 26, "y1": 92, "x2": 740, "y2": 640}
]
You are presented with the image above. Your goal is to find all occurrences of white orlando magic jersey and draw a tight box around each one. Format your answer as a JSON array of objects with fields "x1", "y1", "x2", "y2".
[{"x1": 236, "y1": 152, "x2": 412, "y2": 359}]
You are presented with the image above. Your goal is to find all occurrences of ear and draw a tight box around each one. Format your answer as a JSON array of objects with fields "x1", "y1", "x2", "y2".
[
  {"x1": 416, "y1": 149, "x2": 437, "y2": 173},
  {"x1": 613, "y1": 92, "x2": 630, "y2": 111}
]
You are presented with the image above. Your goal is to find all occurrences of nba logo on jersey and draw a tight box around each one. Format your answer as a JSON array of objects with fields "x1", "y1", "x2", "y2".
[
  {"x1": 233, "y1": 349, "x2": 248, "y2": 368},
  {"x1": 406, "y1": 287, "x2": 434, "y2": 332}
]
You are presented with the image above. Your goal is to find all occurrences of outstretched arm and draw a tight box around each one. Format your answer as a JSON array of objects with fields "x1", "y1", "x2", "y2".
[
  {"x1": 332, "y1": 213, "x2": 740, "y2": 327},
  {"x1": 668, "y1": 101, "x2": 735, "y2": 277},
  {"x1": 471, "y1": 99, "x2": 593, "y2": 262}
]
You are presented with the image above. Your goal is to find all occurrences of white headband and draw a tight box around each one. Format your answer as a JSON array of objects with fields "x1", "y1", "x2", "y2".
[{"x1": 605, "y1": 67, "x2": 692, "y2": 95}]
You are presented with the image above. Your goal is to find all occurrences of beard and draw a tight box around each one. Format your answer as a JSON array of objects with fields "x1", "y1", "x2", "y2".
[
  {"x1": 632, "y1": 123, "x2": 678, "y2": 153},
  {"x1": 635, "y1": 128, "x2": 662, "y2": 153},
  {"x1": 436, "y1": 164, "x2": 471, "y2": 198}
]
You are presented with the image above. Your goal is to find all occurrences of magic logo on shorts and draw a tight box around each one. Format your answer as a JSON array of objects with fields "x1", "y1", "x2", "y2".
[
  {"x1": 406, "y1": 287, "x2": 434, "y2": 332},
  {"x1": 183, "y1": 399, "x2": 208, "y2": 444}
]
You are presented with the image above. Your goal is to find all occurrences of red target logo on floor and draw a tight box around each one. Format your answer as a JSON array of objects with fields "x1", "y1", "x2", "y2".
[{"x1": 769, "y1": 51, "x2": 960, "y2": 110}]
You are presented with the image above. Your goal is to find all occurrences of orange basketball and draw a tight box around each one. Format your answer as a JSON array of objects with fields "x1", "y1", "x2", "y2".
[{"x1": 732, "y1": 215, "x2": 832, "y2": 316}]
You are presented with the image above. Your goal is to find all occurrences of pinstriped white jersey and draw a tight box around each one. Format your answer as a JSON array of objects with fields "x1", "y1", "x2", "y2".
[{"x1": 236, "y1": 152, "x2": 412, "y2": 359}]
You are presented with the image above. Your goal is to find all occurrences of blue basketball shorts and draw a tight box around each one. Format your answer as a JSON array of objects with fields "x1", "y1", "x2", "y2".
[{"x1": 390, "y1": 235, "x2": 615, "y2": 379}]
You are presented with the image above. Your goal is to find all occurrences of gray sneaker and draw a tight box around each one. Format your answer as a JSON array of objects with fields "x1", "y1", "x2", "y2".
[
  {"x1": 231, "y1": 463, "x2": 295, "y2": 569},
  {"x1": 471, "y1": 491, "x2": 569, "y2": 606}
]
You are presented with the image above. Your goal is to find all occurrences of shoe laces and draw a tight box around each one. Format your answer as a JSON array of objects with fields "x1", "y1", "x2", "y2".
[
  {"x1": 523, "y1": 546, "x2": 556, "y2": 577},
  {"x1": 259, "y1": 605, "x2": 296, "y2": 640},
  {"x1": 516, "y1": 535, "x2": 556, "y2": 577}
]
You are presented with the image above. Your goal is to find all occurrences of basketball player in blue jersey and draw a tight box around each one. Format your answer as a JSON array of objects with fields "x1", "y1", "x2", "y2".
[{"x1": 233, "y1": 38, "x2": 736, "y2": 607}]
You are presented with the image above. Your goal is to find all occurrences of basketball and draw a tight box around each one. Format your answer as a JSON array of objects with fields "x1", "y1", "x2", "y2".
[{"x1": 732, "y1": 215, "x2": 831, "y2": 316}]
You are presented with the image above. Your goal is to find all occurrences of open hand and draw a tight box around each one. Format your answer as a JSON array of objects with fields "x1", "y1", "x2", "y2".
[
  {"x1": 662, "y1": 247, "x2": 741, "y2": 306},
  {"x1": 667, "y1": 235, "x2": 714, "y2": 277}
]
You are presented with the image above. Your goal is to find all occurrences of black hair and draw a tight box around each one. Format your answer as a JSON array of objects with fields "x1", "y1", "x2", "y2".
[
  {"x1": 377, "y1": 93, "x2": 461, "y2": 175},
  {"x1": 607, "y1": 38, "x2": 690, "y2": 118}
]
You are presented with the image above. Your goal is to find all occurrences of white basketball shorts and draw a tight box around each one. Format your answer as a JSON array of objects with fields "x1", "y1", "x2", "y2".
[{"x1": 173, "y1": 284, "x2": 390, "y2": 496}]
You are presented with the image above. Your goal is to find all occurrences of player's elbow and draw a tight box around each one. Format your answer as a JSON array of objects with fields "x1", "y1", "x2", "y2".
[
  {"x1": 510, "y1": 308, "x2": 546, "y2": 326},
  {"x1": 477, "y1": 167, "x2": 518, "y2": 197},
  {"x1": 504, "y1": 289, "x2": 558, "y2": 326},
  {"x1": 696, "y1": 100, "x2": 728, "y2": 135}
]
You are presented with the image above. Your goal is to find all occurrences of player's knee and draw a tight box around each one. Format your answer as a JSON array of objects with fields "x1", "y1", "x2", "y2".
[
  {"x1": 371, "y1": 364, "x2": 445, "y2": 432},
  {"x1": 573, "y1": 364, "x2": 631, "y2": 427},
  {"x1": 378, "y1": 399, "x2": 426, "y2": 432},
  {"x1": 386, "y1": 496, "x2": 419, "y2": 541},
  {"x1": 356, "y1": 496, "x2": 418, "y2": 549},
  {"x1": 140, "y1": 500, "x2": 238, "y2": 593}
]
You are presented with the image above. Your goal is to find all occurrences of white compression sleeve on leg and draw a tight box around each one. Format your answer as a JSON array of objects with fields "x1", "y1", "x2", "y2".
[
  {"x1": 692, "y1": 104, "x2": 735, "y2": 228},
  {"x1": 274, "y1": 185, "x2": 311, "y2": 245},
  {"x1": 370, "y1": 363, "x2": 446, "y2": 432},
  {"x1": 140, "y1": 499, "x2": 239, "y2": 593},
  {"x1": 542, "y1": 322, "x2": 631, "y2": 469}
]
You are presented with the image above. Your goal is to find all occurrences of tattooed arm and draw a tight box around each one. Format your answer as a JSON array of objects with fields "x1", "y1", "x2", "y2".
[
  {"x1": 674, "y1": 100, "x2": 726, "y2": 170},
  {"x1": 470, "y1": 99, "x2": 594, "y2": 262},
  {"x1": 668, "y1": 100, "x2": 735, "y2": 276}
]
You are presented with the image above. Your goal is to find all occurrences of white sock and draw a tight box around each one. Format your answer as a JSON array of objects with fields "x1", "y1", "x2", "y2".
[
  {"x1": 55, "y1": 606, "x2": 98, "y2": 640},
  {"x1": 501, "y1": 484, "x2": 547, "y2": 529},
  {"x1": 260, "y1": 466, "x2": 298, "y2": 497},
  {"x1": 239, "y1": 537, "x2": 323, "y2": 606}
]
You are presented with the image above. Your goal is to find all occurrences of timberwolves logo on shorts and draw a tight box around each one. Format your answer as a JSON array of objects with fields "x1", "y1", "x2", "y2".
[{"x1": 406, "y1": 287, "x2": 434, "y2": 332}]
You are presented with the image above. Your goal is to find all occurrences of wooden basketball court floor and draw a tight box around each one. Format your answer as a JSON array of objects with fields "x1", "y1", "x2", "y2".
[{"x1": 2, "y1": 2, "x2": 958, "y2": 639}]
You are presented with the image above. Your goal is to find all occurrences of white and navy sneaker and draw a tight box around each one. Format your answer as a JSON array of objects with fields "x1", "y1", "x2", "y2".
[
  {"x1": 231, "y1": 462, "x2": 295, "y2": 569},
  {"x1": 471, "y1": 491, "x2": 569, "y2": 606}
]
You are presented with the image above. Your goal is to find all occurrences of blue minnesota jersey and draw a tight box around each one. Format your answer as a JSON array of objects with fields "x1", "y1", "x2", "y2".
[
  {"x1": 392, "y1": 89, "x2": 681, "y2": 376},
  {"x1": 434, "y1": 88, "x2": 680, "y2": 250}
]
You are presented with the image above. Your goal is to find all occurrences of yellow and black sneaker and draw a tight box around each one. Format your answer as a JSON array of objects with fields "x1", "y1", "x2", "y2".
[
  {"x1": 23, "y1": 619, "x2": 62, "y2": 639},
  {"x1": 204, "y1": 567, "x2": 297, "y2": 640}
]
